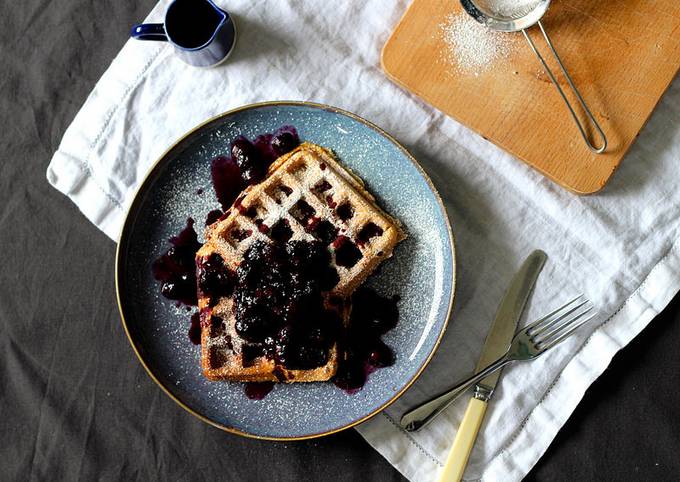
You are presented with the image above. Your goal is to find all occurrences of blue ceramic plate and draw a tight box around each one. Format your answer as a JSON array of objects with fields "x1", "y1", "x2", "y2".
[{"x1": 116, "y1": 102, "x2": 455, "y2": 440}]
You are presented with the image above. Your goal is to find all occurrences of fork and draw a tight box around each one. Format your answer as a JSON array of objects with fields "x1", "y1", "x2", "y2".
[{"x1": 400, "y1": 295, "x2": 596, "y2": 432}]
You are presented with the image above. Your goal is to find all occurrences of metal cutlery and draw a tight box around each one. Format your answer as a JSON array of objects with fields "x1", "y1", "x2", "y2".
[
  {"x1": 432, "y1": 250, "x2": 546, "y2": 481},
  {"x1": 401, "y1": 293, "x2": 596, "y2": 433}
]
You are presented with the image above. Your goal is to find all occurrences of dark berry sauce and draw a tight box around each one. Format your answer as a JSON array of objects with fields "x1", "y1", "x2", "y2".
[
  {"x1": 332, "y1": 287, "x2": 400, "y2": 393},
  {"x1": 188, "y1": 312, "x2": 202, "y2": 345},
  {"x1": 210, "y1": 126, "x2": 300, "y2": 210},
  {"x1": 244, "y1": 382, "x2": 275, "y2": 400},
  {"x1": 232, "y1": 137, "x2": 264, "y2": 185},
  {"x1": 196, "y1": 253, "x2": 236, "y2": 306},
  {"x1": 155, "y1": 126, "x2": 300, "y2": 325},
  {"x1": 211, "y1": 155, "x2": 243, "y2": 211},
  {"x1": 205, "y1": 209, "x2": 223, "y2": 226},
  {"x1": 152, "y1": 125, "x2": 399, "y2": 400},
  {"x1": 152, "y1": 218, "x2": 201, "y2": 305},
  {"x1": 233, "y1": 240, "x2": 340, "y2": 371},
  {"x1": 310, "y1": 220, "x2": 338, "y2": 245},
  {"x1": 271, "y1": 127, "x2": 299, "y2": 156}
]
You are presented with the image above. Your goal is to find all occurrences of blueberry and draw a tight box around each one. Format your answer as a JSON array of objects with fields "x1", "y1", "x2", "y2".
[
  {"x1": 241, "y1": 343, "x2": 265, "y2": 366},
  {"x1": 367, "y1": 341, "x2": 394, "y2": 368},
  {"x1": 352, "y1": 288, "x2": 399, "y2": 334},
  {"x1": 296, "y1": 344, "x2": 329, "y2": 369},
  {"x1": 197, "y1": 253, "x2": 235, "y2": 298},
  {"x1": 286, "y1": 240, "x2": 309, "y2": 262},
  {"x1": 211, "y1": 155, "x2": 243, "y2": 210},
  {"x1": 274, "y1": 325, "x2": 328, "y2": 370},
  {"x1": 312, "y1": 220, "x2": 338, "y2": 245},
  {"x1": 271, "y1": 131, "x2": 299, "y2": 156},
  {"x1": 319, "y1": 267, "x2": 339, "y2": 290},
  {"x1": 231, "y1": 137, "x2": 264, "y2": 184},
  {"x1": 333, "y1": 361, "x2": 366, "y2": 392}
]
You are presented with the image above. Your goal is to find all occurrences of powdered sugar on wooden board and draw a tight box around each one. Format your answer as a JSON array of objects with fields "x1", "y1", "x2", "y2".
[{"x1": 438, "y1": 12, "x2": 517, "y2": 76}]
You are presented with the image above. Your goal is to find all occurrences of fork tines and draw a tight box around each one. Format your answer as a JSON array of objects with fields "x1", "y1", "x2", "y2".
[{"x1": 526, "y1": 294, "x2": 596, "y2": 351}]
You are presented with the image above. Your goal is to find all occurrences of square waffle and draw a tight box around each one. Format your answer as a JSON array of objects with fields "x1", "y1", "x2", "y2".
[{"x1": 196, "y1": 142, "x2": 405, "y2": 382}]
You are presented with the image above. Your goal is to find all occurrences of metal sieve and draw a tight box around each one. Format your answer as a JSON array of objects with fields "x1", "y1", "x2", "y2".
[{"x1": 461, "y1": 0, "x2": 607, "y2": 153}]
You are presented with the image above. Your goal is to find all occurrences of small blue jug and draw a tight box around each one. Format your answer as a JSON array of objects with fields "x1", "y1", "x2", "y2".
[{"x1": 131, "y1": 0, "x2": 236, "y2": 67}]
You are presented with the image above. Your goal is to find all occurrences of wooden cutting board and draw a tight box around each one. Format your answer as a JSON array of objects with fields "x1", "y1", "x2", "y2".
[{"x1": 382, "y1": 0, "x2": 680, "y2": 194}]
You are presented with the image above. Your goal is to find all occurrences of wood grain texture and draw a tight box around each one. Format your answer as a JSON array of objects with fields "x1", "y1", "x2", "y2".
[{"x1": 382, "y1": 0, "x2": 680, "y2": 194}]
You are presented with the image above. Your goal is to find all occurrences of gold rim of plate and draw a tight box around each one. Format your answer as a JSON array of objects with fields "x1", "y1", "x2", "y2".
[{"x1": 114, "y1": 100, "x2": 457, "y2": 441}]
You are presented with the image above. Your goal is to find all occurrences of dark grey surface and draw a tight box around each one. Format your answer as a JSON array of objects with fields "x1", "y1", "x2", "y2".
[{"x1": 1, "y1": 0, "x2": 679, "y2": 480}]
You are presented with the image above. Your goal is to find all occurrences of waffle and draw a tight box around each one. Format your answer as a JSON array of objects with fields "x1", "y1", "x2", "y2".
[{"x1": 196, "y1": 142, "x2": 406, "y2": 382}]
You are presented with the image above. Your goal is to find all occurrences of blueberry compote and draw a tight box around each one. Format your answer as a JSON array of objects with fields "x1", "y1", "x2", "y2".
[
  {"x1": 210, "y1": 155, "x2": 243, "y2": 211},
  {"x1": 188, "y1": 312, "x2": 202, "y2": 345},
  {"x1": 196, "y1": 253, "x2": 236, "y2": 310},
  {"x1": 332, "y1": 288, "x2": 400, "y2": 394},
  {"x1": 152, "y1": 218, "x2": 201, "y2": 305},
  {"x1": 233, "y1": 240, "x2": 341, "y2": 372},
  {"x1": 211, "y1": 126, "x2": 300, "y2": 210},
  {"x1": 244, "y1": 382, "x2": 275, "y2": 400},
  {"x1": 205, "y1": 209, "x2": 223, "y2": 226},
  {"x1": 154, "y1": 126, "x2": 301, "y2": 349}
]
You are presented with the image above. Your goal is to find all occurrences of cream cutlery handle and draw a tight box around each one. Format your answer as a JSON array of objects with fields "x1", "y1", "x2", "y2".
[
  {"x1": 400, "y1": 356, "x2": 509, "y2": 432},
  {"x1": 438, "y1": 398, "x2": 488, "y2": 482}
]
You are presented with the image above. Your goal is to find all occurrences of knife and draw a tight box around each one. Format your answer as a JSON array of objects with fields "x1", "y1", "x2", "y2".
[
  {"x1": 437, "y1": 250, "x2": 547, "y2": 481},
  {"x1": 400, "y1": 250, "x2": 547, "y2": 433}
]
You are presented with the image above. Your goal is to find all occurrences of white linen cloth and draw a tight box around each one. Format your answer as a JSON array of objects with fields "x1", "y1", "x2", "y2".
[{"x1": 46, "y1": 1, "x2": 680, "y2": 480}]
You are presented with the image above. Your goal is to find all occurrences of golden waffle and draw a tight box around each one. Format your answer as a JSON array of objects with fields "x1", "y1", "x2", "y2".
[{"x1": 196, "y1": 142, "x2": 405, "y2": 382}]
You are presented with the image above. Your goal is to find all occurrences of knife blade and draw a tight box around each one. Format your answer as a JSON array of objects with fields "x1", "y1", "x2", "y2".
[
  {"x1": 400, "y1": 249, "x2": 547, "y2": 432},
  {"x1": 474, "y1": 249, "x2": 547, "y2": 396},
  {"x1": 437, "y1": 250, "x2": 547, "y2": 482}
]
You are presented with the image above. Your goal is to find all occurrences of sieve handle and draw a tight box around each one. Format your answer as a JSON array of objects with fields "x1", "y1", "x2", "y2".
[{"x1": 522, "y1": 21, "x2": 607, "y2": 154}]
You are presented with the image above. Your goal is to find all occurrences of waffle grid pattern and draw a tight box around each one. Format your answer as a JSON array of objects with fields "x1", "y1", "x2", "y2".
[{"x1": 197, "y1": 143, "x2": 404, "y2": 381}]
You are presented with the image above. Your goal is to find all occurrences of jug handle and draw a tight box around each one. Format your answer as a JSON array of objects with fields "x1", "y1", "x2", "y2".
[{"x1": 131, "y1": 24, "x2": 168, "y2": 42}]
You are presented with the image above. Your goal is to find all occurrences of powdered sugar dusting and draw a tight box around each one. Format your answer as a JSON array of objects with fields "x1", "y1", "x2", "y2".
[
  {"x1": 476, "y1": 0, "x2": 542, "y2": 18},
  {"x1": 438, "y1": 12, "x2": 516, "y2": 76},
  {"x1": 121, "y1": 104, "x2": 454, "y2": 438}
]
